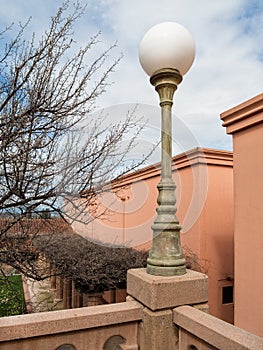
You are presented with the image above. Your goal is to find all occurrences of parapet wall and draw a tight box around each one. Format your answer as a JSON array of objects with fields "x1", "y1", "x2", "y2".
[
  {"x1": 0, "y1": 301, "x2": 142, "y2": 350},
  {"x1": 0, "y1": 268, "x2": 262, "y2": 349}
]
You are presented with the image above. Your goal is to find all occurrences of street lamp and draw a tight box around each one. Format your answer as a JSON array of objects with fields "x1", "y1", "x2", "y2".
[{"x1": 139, "y1": 22, "x2": 195, "y2": 276}]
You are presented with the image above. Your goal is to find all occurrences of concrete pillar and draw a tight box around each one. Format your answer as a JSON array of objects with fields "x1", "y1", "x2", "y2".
[
  {"x1": 109, "y1": 289, "x2": 116, "y2": 303},
  {"x1": 55, "y1": 276, "x2": 63, "y2": 301},
  {"x1": 50, "y1": 266, "x2": 56, "y2": 291},
  {"x1": 77, "y1": 292, "x2": 83, "y2": 308},
  {"x1": 63, "y1": 278, "x2": 72, "y2": 309},
  {"x1": 127, "y1": 268, "x2": 208, "y2": 350},
  {"x1": 82, "y1": 292, "x2": 104, "y2": 307},
  {"x1": 71, "y1": 281, "x2": 83, "y2": 308}
]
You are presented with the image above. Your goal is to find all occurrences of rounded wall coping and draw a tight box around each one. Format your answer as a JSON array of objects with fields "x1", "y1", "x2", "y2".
[
  {"x1": 111, "y1": 147, "x2": 233, "y2": 188},
  {"x1": 174, "y1": 305, "x2": 263, "y2": 350},
  {"x1": 0, "y1": 301, "x2": 142, "y2": 342}
]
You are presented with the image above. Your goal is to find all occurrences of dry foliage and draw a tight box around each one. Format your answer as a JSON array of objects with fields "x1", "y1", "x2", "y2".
[
  {"x1": 35, "y1": 232, "x2": 148, "y2": 293},
  {"x1": 0, "y1": 218, "x2": 73, "y2": 279}
]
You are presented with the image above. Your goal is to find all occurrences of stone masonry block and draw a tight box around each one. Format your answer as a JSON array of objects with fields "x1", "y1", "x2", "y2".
[
  {"x1": 127, "y1": 268, "x2": 208, "y2": 311},
  {"x1": 139, "y1": 308, "x2": 179, "y2": 350}
]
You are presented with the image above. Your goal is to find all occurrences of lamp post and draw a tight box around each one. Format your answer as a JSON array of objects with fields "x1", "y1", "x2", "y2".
[{"x1": 139, "y1": 22, "x2": 195, "y2": 276}]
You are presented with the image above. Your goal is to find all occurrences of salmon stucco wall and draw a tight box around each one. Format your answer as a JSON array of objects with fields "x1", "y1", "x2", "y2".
[
  {"x1": 71, "y1": 147, "x2": 234, "y2": 323},
  {"x1": 221, "y1": 93, "x2": 263, "y2": 337}
]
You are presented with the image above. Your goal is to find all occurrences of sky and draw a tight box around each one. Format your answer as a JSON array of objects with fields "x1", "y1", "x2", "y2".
[{"x1": 0, "y1": 0, "x2": 262, "y2": 159}]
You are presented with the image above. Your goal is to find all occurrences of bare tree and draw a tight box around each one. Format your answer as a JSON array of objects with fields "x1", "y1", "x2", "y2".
[{"x1": 0, "y1": 1, "x2": 152, "y2": 286}]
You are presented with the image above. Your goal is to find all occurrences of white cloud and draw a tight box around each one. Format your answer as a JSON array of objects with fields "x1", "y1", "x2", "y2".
[{"x1": 1, "y1": 0, "x2": 262, "y2": 152}]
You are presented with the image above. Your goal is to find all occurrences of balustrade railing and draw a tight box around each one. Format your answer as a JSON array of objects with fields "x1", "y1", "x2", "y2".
[
  {"x1": 0, "y1": 301, "x2": 141, "y2": 350},
  {"x1": 1, "y1": 269, "x2": 263, "y2": 349},
  {"x1": 173, "y1": 305, "x2": 263, "y2": 350}
]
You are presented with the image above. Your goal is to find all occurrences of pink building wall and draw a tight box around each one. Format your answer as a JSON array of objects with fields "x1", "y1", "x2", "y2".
[
  {"x1": 221, "y1": 93, "x2": 263, "y2": 337},
  {"x1": 72, "y1": 147, "x2": 234, "y2": 323}
]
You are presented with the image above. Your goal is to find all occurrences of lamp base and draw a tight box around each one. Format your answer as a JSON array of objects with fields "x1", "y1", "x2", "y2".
[{"x1": 147, "y1": 263, "x2": 186, "y2": 276}]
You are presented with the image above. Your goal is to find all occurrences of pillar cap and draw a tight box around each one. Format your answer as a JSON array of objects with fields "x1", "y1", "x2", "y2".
[{"x1": 127, "y1": 268, "x2": 208, "y2": 311}]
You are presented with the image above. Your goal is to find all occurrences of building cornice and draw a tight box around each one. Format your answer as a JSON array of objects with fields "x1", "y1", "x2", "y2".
[
  {"x1": 220, "y1": 93, "x2": 263, "y2": 134},
  {"x1": 111, "y1": 148, "x2": 233, "y2": 189},
  {"x1": 172, "y1": 148, "x2": 233, "y2": 170}
]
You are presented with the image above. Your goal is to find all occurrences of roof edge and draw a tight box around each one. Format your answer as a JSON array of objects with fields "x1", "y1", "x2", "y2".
[
  {"x1": 111, "y1": 147, "x2": 233, "y2": 188},
  {"x1": 221, "y1": 93, "x2": 263, "y2": 134}
]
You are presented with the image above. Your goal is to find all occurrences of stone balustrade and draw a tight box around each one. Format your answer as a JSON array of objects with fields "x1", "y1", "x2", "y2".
[
  {"x1": 1, "y1": 268, "x2": 263, "y2": 349},
  {"x1": 0, "y1": 301, "x2": 142, "y2": 350},
  {"x1": 173, "y1": 305, "x2": 263, "y2": 350}
]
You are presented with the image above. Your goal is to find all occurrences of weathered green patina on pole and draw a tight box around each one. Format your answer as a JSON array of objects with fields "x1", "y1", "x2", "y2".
[{"x1": 146, "y1": 68, "x2": 186, "y2": 276}]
